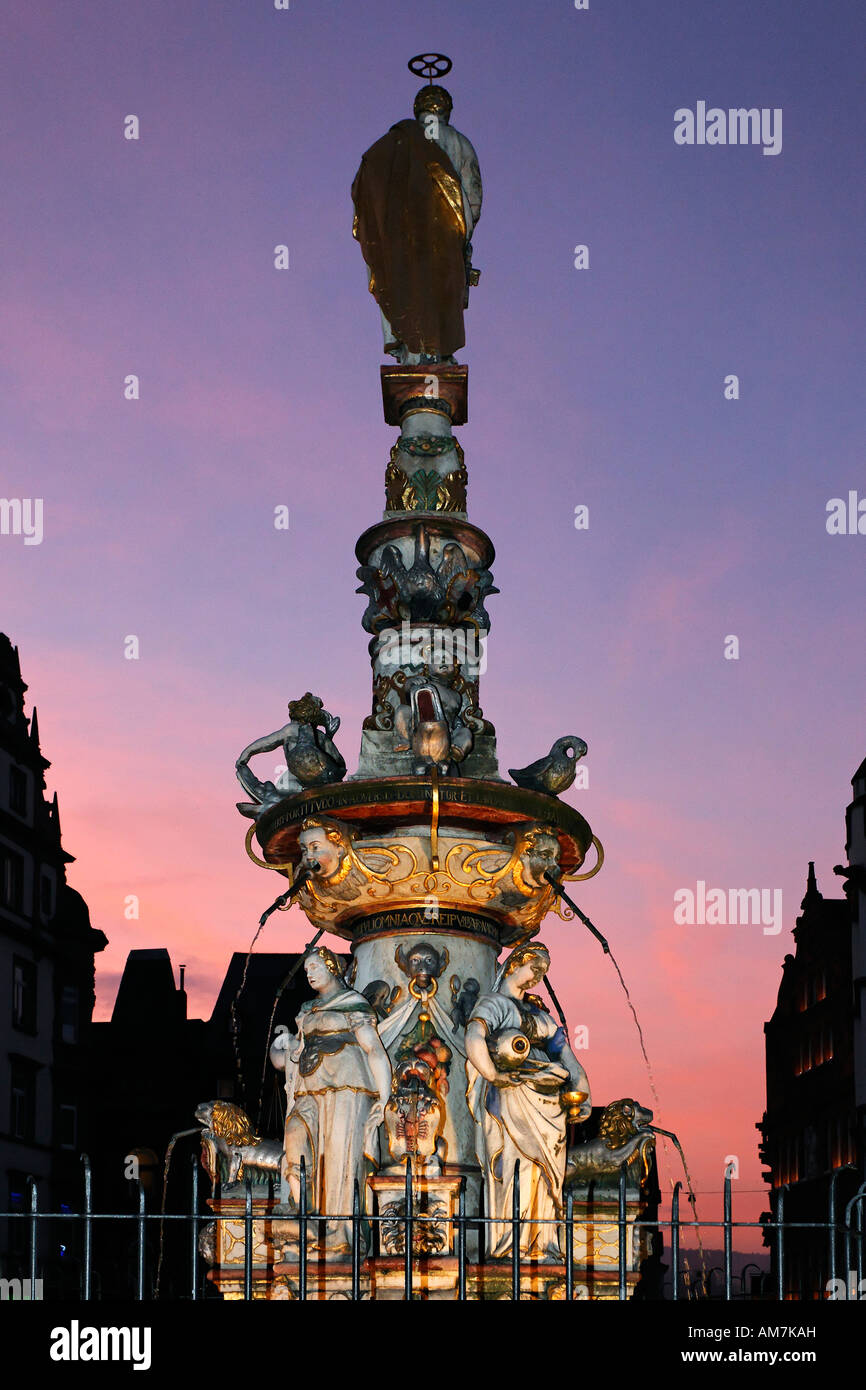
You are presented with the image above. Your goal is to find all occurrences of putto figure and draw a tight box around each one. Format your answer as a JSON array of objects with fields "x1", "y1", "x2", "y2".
[
  {"x1": 270, "y1": 947, "x2": 391, "y2": 1254},
  {"x1": 464, "y1": 942, "x2": 591, "y2": 1261},
  {"x1": 351, "y1": 57, "x2": 482, "y2": 364}
]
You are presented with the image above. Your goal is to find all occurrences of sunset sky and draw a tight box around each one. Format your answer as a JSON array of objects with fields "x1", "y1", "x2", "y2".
[{"x1": 2, "y1": 0, "x2": 864, "y2": 1244}]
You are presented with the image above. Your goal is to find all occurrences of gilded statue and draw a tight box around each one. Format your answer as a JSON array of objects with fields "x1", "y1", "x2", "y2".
[
  {"x1": 195, "y1": 1100, "x2": 283, "y2": 1191},
  {"x1": 464, "y1": 942, "x2": 591, "y2": 1261},
  {"x1": 351, "y1": 74, "x2": 482, "y2": 364}
]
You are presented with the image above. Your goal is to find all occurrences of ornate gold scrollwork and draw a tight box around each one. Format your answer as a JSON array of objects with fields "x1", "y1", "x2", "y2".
[
  {"x1": 565, "y1": 834, "x2": 604, "y2": 882},
  {"x1": 300, "y1": 825, "x2": 421, "y2": 914},
  {"x1": 553, "y1": 835, "x2": 604, "y2": 921},
  {"x1": 244, "y1": 825, "x2": 292, "y2": 877}
]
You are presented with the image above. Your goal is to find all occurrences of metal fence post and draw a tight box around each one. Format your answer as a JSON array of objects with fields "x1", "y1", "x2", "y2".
[
  {"x1": 27, "y1": 1176, "x2": 38, "y2": 1294},
  {"x1": 457, "y1": 1176, "x2": 466, "y2": 1302},
  {"x1": 775, "y1": 1184, "x2": 786, "y2": 1301},
  {"x1": 511, "y1": 1160, "x2": 520, "y2": 1301},
  {"x1": 723, "y1": 1162, "x2": 734, "y2": 1301},
  {"x1": 189, "y1": 1154, "x2": 200, "y2": 1301},
  {"x1": 80, "y1": 1154, "x2": 93, "y2": 1301},
  {"x1": 352, "y1": 1179, "x2": 361, "y2": 1302},
  {"x1": 136, "y1": 1180, "x2": 146, "y2": 1300},
  {"x1": 243, "y1": 1178, "x2": 253, "y2": 1301},
  {"x1": 618, "y1": 1161, "x2": 627, "y2": 1301},
  {"x1": 843, "y1": 1185, "x2": 866, "y2": 1293},
  {"x1": 404, "y1": 1157, "x2": 413, "y2": 1302},
  {"x1": 671, "y1": 1181, "x2": 681, "y2": 1302},
  {"x1": 828, "y1": 1165, "x2": 856, "y2": 1292},
  {"x1": 565, "y1": 1188, "x2": 574, "y2": 1301},
  {"x1": 298, "y1": 1155, "x2": 307, "y2": 1302}
]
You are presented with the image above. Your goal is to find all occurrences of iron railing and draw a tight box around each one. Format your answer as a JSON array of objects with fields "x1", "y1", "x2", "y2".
[{"x1": 1, "y1": 1154, "x2": 864, "y2": 1302}]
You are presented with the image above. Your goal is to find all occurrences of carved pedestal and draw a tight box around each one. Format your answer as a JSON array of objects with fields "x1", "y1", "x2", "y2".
[
  {"x1": 369, "y1": 1172, "x2": 463, "y2": 1255},
  {"x1": 570, "y1": 1197, "x2": 650, "y2": 1275},
  {"x1": 381, "y1": 364, "x2": 468, "y2": 425},
  {"x1": 204, "y1": 1194, "x2": 281, "y2": 1301},
  {"x1": 367, "y1": 1173, "x2": 463, "y2": 1296}
]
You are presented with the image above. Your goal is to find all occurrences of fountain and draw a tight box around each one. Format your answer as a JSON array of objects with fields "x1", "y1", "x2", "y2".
[{"x1": 193, "y1": 53, "x2": 662, "y2": 1301}]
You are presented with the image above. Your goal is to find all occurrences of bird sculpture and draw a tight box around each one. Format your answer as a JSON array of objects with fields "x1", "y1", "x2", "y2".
[
  {"x1": 508, "y1": 736, "x2": 588, "y2": 797},
  {"x1": 381, "y1": 526, "x2": 472, "y2": 621},
  {"x1": 356, "y1": 523, "x2": 496, "y2": 631}
]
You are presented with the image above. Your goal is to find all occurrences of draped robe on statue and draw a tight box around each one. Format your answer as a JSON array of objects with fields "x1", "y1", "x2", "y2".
[
  {"x1": 466, "y1": 992, "x2": 570, "y2": 1260},
  {"x1": 283, "y1": 990, "x2": 381, "y2": 1251},
  {"x1": 351, "y1": 119, "x2": 470, "y2": 358}
]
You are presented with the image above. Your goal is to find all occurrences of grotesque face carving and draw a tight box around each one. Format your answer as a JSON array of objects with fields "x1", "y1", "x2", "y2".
[
  {"x1": 395, "y1": 941, "x2": 448, "y2": 989},
  {"x1": 519, "y1": 830, "x2": 561, "y2": 890},
  {"x1": 407, "y1": 947, "x2": 439, "y2": 988},
  {"x1": 299, "y1": 822, "x2": 346, "y2": 879}
]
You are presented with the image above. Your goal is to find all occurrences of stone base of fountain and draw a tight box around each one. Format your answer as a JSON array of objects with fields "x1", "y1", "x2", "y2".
[{"x1": 202, "y1": 1173, "x2": 657, "y2": 1301}]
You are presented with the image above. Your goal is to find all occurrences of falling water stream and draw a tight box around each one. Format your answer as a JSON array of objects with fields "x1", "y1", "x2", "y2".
[
  {"x1": 229, "y1": 915, "x2": 272, "y2": 1105},
  {"x1": 603, "y1": 949, "x2": 709, "y2": 1292},
  {"x1": 231, "y1": 861, "x2": 319, "y2": 1124},
  {"x1": 604, "y1": 945, "x2": 660, "y2": 1110},
  {"x1": 155, "y1": 1126, "x2": 200, "y2": 1298},
  {"x1": 547, "y1": 872, "x2": 708, "y2": 1294},
  {"x1": 650, "y1": 1125, "x2": 708, "y2": 1292}
]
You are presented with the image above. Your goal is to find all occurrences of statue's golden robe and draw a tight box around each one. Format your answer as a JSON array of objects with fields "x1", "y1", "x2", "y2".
[{"x1": 352, "y1": 119, "x2": 467, "y2": 357}]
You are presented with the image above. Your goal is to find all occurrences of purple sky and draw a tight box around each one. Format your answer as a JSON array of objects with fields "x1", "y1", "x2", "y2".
[{"x1": 3, "y1": 0, "x2": 864, "y2": 1241}]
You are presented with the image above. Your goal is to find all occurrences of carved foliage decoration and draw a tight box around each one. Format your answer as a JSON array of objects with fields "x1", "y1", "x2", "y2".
[{"x1": 385, "y1": 440, "x2": 467, "y2": 514}]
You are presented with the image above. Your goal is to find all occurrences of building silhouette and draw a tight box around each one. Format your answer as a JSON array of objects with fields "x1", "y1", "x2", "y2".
[
  {"x1": 0, "y1": 634, "x2": 107, "y2": 1280},
  {"x1": 842, "y1": 756, "x2": 866, "y2": 1182},
  {"x1": 87, "y1": 946, "x2": 312, "y2": 1297},
  {"x1": 758, "y1": 754, "x2": 866, "y2": 1297}
]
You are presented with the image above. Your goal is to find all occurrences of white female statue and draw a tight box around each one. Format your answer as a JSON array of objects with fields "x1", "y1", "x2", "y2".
[
  {"x1": 270, "y1": 947, "x2": 391, "y2": 1253},
  {"x1": 465, "y1": 942, "x2": 591, "y2": 1261}
]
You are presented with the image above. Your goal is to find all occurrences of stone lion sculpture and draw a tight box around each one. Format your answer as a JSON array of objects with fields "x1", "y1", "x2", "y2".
[
  {"x1": 195, "y1": 1100, "x2": 283, "y2": 1191},
  {"x1": 564, "y1": 1098, "x2": 655, "y2": 1196}
]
